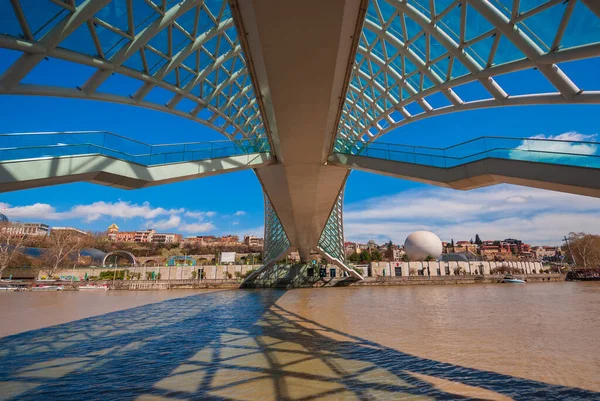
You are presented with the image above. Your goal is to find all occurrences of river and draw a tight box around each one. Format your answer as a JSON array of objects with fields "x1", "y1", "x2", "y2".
[{"x1": 0, "y1": 282, "x2": 599, "y2": 400}]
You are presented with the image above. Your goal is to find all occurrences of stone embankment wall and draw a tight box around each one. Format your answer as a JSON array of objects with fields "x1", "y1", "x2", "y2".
[
  {"x1": 368, "y1": 260, "x2": 546, "y2": 277},
  {"x1": 110, "y1": 279, "x2": 241, "y2": 290},
  {"x1": 352, "y1": 274, "x2": 562, "y2": 286},
  {"x1": 37, "y1": 264, "x2": 261, "y2": 281}
]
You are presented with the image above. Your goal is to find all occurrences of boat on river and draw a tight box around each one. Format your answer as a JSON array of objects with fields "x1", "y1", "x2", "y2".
[
  {"x1": 502, "y1": 275, "x2": 526, "y2": 284},
  {"x1": 566, "y1": 269, "x2": 600, "y2": 281},
  {"x1": 78, "y1": 284, "x2": 109, "y2": 291},
  {"x1": 32, "y1": 285, "x2": 64, "y2": 291}
]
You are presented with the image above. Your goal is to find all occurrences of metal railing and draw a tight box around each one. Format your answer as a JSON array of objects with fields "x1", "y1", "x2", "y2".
[
  {"x1": 336, "y1": 136, "x2": 600, "y2": 168},
  {"x1": 0, "y1": 131, "x2": 270, "y2": 166}
]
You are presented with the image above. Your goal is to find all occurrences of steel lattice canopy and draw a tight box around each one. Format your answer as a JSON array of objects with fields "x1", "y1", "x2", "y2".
[
  {"x1": 335, "y1": 0, "x2": 600, "y2": 153},
  {"x1": 0, "y1": 0, "x2": 266, "y2": 144}
]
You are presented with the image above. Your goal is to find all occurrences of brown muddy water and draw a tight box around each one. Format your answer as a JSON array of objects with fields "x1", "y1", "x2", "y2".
[{"x1": 1, "y1": 283, "x2": 599, "y2": 400}]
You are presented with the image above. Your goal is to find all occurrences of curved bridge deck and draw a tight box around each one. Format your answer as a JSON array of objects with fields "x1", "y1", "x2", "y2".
[
  {"x1": 0, "y1": 132, "x2": 272, "y2": 192},
  {"x1": 329, "y1": 136, "x2": 600, "y2": 198}
]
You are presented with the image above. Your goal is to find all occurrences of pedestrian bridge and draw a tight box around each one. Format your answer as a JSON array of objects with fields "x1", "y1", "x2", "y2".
[
  {"x1": 0, "y1": 131, "x2": 272, "y2": 192},
  {"x1": 330, "y1": 136, "x2": 600, "y2": 198},
  {"x1": 1, "y1": 0, "x2": 600, "y2": 283}
]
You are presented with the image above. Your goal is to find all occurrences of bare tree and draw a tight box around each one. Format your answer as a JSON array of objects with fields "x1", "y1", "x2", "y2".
[
  {"x1": 0, "y1": 222, "x2": 27, "y2": 278},
  {"x1": 42, "y1": 230, "x2": 90, "y2": 277}
]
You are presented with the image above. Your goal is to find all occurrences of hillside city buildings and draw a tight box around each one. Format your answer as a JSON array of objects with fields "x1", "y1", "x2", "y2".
[
  {"x1": 107, "y1": 225, "x2": 182, "y2": 244},
  {"x1": 0, "y1": 214, "x2": 562, "y2": 260},
  {"x1": 345, "y1": 238, "x2": 564, "y2": 262},
  {"x1": 0, "y1": 222, "x2": 50, "y2": 237},
  {"x1": 51, "y1": 227, "x2": 91, "y2": 237}
]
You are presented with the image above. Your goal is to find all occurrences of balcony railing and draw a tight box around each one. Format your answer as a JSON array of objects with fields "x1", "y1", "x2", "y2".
[
  {"x1": 0, "y1": 131, "x2": 270, "y2": 166},
  {"x1": 337, "y1": 136, "x2": 600, "y2": 169}
]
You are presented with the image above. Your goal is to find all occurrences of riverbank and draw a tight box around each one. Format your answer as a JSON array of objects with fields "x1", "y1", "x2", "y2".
[
  {"x1": 1, "y1": 273, "x2": 564, "y2": 291},
  {"x1": 350, "y1": 273, "x2": 563, "y2": 286}
]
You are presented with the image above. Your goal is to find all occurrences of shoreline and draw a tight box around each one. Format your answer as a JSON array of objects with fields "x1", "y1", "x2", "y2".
[{"x1": 2, "y1": 273, "x2": 564, "y2": 291}]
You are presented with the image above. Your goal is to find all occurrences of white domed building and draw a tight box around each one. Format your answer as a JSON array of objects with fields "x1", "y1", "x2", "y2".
[{"x1": 404, "y1": 231, "x2": 443, "y2": 261}]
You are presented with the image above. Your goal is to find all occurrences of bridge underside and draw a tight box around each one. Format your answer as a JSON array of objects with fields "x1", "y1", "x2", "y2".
[
  {"x1": 1, "y1": 0, "x2": 600, "y2": 285},
  {"x1": 237, "y1": 0, "x2": 364, "y2": 263},
  {"x1": 0, "y1": 153, "x2": 271, "y2": 192},
  {"x1": 330, "y1": 153, "x2": 600, "y2": 198}
]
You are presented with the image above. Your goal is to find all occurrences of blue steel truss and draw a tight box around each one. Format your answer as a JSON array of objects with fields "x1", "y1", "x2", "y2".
[
  {"x1": 317, "y1": 188, "x2": 346, "y2": 262},
  {"x1": 335, "y1": 0, "x2": 600, "y2": 152},
  {"x1": 263, "y1": 195, "x2": 290, "y2": 265},
  {"x1": 0, "y1": 0, "x2": 267, "y2": 144}
]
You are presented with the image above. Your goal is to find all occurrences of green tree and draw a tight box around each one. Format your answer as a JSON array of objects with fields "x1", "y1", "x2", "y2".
[
  {"x1": 401, "y1": 254, "x2": 410, "y2": 262},
  {"x1": 371, "y1": 249, "x2": 383, "y2": 261},
  {"x1": 384, "y1": 241, "x2": 394, "y2": 260},
  {"x1": 475, "y1": 234, "x2": 482, "y2": 245},
  {"x1": 359, "y1": 250, "x2": 372, "y2": 263},
  {"x1": 348, "y1": 252, "x2": 360, "y2": 263},
  {"x1": 450, "y1": 239, "x2": 455, "y2": 248}
]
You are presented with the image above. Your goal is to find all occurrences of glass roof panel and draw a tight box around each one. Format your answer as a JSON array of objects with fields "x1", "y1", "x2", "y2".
[
  {"x1": 96, "y1": 25, "x2": 129, "y2": 59},
  {"x1": 0, "y1": 0, "x2": 267, "y2": 144},
  {"x1": 561, "y1": 1, "x2": 600, "y2": 49},
  {"x1": 492, "y1": 35, "x2": 526, "y2": 65},
  {"x1": 335, "y1": 0, "x2": 600, "y2": 150},
  {"x1": 464, "y1": 4, "x2": 494, "y2": 41},
  {"x1": 148, "y1": 27, "x2": 169, "y2": 55},
  {"x1": 58, "y1": 25, "x2": 98, "y2": 56},
  {"x1": 171, "y1": 26, "x2": 192, "y2": 55},
  {"x1": 96, "y1": 0, "x2": 130, "y2": 33},
  {"x1": 20, "y1": 0, "x2": 68, "y2": 40},
  {"x1": 131, "y1": 0, "x2": 160, "y2": 32}
]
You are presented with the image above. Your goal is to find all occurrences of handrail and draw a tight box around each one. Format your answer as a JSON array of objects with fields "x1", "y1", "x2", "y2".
[
  {"x1": 335, "y1": 135, "x2": 600, "y2": 169},
  {"x1": 359, "y1": 145, "x2": 600, "y2": 161},
  {"x1": 0, "y1": 143, "x2": 252, "y2": 159},
  {"x1": 345, "y1": 146, "x2": 600, "y2": 162},
  {"x1": 0, "y1": 131, "x2": 240, "y2": 147},
  {"x1": 0, "y1": 132, "x2": 271, "y2": 166},
  {"x1": 347, "y1": 135, "x2": 600, "y2": 152}
]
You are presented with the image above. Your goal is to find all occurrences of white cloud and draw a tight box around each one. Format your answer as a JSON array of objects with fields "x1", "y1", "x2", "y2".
[
  {"x1": 70, "y1": 201, "x2": 183, "y2": 222},
  {"x1": 184, "y1": 211, "x2": 216, "y2": 219},
  {"x1": 504, "y1": 195, "x2": 529, "y2": 204},
  {"x1": 1, "y1": 200, "x2": 184, "y2": 222},
  {"x1": 234, "y1": 211, "x2": 246, "y2": 216},
  {"x1": 179, "y1": 222, "x2": 215, "y2": 233},
  {"x1": 511, "y1": 132, "x2": 598, "y2": 160},
  {"x1": 1, "y1": 200, "x2": 217, "y2": 235},
  {"x1": 344, "y1": 184, "x2": 600, "y2": 245},
  {"x1": 150, "y1": 215, "x2": 181, "y2": 230},
  {"x1": 0, "y1": 202, "x2": 58, "y2": 220},
  {"x1": 235, "y1": 226, "x2": 264, "y2": 240}
]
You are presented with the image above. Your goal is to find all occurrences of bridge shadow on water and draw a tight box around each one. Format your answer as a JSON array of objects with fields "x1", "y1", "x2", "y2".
[{"x1": 0, "y1": 290, "x2": 598, "y2": 401}]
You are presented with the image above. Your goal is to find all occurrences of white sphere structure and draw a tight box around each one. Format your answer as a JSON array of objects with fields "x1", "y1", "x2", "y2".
[{"x1": 404, "y1": 231, "x2": 443, "y2": 261}]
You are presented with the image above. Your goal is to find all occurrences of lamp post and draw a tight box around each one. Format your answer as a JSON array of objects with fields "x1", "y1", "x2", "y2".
[
  {"x1": 112, "y1": 254, "x2": 118, "y2": 289},
  {"x1": 70, "y1": 251, "x2": 79, "y2": 285},
  {"x1": 563, "y1": 235, "x2": 576, "y2": 266}
]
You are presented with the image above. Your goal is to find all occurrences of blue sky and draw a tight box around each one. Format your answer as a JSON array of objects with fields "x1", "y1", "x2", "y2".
[
  {"x1": 1, "y1": 48, "x2": 599, "y2": 245},
  {"x1": 2, "y1": 94, "x2": 599, "y2": 245}
]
